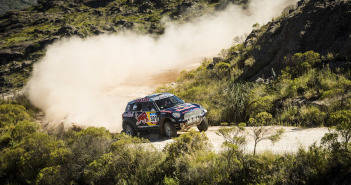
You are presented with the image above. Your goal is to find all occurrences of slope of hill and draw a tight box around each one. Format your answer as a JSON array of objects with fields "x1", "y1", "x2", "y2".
[
  {"x1": 240, "y1": 0, "x2": 351, "y2": 81},
  {"x1": 0, "y1": 0, "x2": 37, "y2": 15},
  {"x1": 159, "y1": 0, "x2": 351, "y2": 125},
  {"x1": 1, "y1": 0, "x2": 250, "y2": 93}
]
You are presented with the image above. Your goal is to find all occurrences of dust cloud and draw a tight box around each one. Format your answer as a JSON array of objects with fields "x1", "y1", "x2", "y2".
[{"x1": 26, "y1": 0, "x2": 297, "y2": 132}]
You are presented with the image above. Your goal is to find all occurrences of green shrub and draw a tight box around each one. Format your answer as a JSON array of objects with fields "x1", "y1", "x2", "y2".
[
  {"x1": 327, "y1": 110, "x2": 351, "y2": 150},
  {"x1": 173, "y1": 151, "x2": 221, "y2": 184},
  {"x1": 283, "y1": 145, "x2": 328, "y2": 185},
  {"x1": 36, "y1": 165, "x2": 62, "y2": 185},
  {"x1": 283, "y1": 51, "x2": 321, "y2": 78},
  {"x1": 277, "y1": 105, "x2": 299, "y2": 126},
  {"x1": 0, "y1": 104, "x2": 32, "y2": 127},
  {"x1": 300, "y1": 106, "x2": 327, "y2": 127},
  {"x1": 164, "y1": 130, "x2": 212, "y2": 161},
  {"x1": 223, "y1": 82, "x2": 253, "y2": 123},
  {"x1": 11, "y1": 120, "x2": 40, "y2": 142}
]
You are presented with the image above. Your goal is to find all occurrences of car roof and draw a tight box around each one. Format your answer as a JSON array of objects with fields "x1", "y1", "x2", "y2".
[{"x1": 128, "y1": 93, "x2": 174, "y2": 104}]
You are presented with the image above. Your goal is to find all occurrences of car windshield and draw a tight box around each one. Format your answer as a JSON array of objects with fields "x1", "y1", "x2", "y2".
[{"x1": 155, "y1": 96, "x2": 184, "y2": 110}]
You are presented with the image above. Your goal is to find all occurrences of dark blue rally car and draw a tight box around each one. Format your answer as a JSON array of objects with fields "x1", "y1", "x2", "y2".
[{"x1": 122, "y1": 93, "x2": 208, "y2": 137}]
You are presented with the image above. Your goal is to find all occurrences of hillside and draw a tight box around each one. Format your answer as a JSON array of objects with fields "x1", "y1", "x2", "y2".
[
  {"x1": 0, "y1": 0, "x2": 37, "y2": 15},
  {"x1": 159, "y1": 0, "x2": 351, "y2": 125},
  {"x1": 1, "y1": 0, "x2": 351, "y2": 184},
  {"x1": 0, "y1": 0, "x2": 248, "y2": 93},
  {"x1": 240, "y1": 0, "x2": 351, "y2": 81}
]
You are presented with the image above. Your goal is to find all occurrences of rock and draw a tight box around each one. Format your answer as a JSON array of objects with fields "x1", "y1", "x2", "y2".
[
  {"x1": 91, "y1": 26, "x2": 106, "y2": 35},
  {"x1": 177, "y1": 1, "x2": 193, "y2": 15},
  {"x1": 24, "y1": 36, "x2": 60, "y2": 56},
  {"x1": 0, "y1": 42, "x2": 33, "y2": 64},
  {"x1": 139, "y1": 2, "x2": 153, "y2": 13},
  {"x1": 0, "y1": 1, "x2": 9, "y2": 16},
  {"x1": 39, "y1": 36, "x2": 60, "y2": 47},
  {"x1": 0, "y1": 49, "x2": 13, "y2": 64},
  {"x1": 93, "y1": 9, "x2": 103, "y2": 16},
  {"x1": 114, "y1": 19, "x2": 134, "y2": 29},
  {"x1": 238, "y1": 0, "x2": 351, "y2": 81},
  {"x1": 103, "y1": 25, "x2": 117, "y2": 32},
  {"x1": 207, "y1": 57, "x2": 224, "y2": 69},
  {"x1": 108, "y1": 6, "x2": 121, "y2": 15},
  {"x1": 115, "y1": 19, "x2": 127, "y2": 26},
  {"x1": 56, "y1": 25, "x2": 77, "y2": 36},
  {"x1": 244, "y1": 29, "x2": 261, "y2": 46}
]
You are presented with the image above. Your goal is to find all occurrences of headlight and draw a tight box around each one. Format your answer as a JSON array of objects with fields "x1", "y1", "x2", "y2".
[
  {"x1": 172, "y1": 112, "x2": 181, "y2": 118},
  {"x1": 200, "y1": 106, "x2": 207, "y2": 114}
]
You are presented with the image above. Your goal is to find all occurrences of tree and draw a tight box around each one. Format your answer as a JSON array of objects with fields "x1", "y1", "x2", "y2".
[
  {"x1": 249, "y1": 112, "x2": 285, "y2": 155},
  {"x1": 216, "y1": 123, "x2": 247, "y2": 149},
  {"x1": 322, "y1": 110, "x2": 351, "y2": 151}
]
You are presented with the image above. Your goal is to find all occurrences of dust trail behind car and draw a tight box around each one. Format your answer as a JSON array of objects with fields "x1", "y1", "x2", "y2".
[{"x1": 26, "y1": 0, "x2": 297, "y2": 132}]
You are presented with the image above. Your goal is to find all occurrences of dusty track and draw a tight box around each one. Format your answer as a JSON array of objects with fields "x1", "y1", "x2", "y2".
[
  {"x1": 109, "y1": 58, "x2": 330, "y2": 153},
  {"x1": 144, "y1": 126, "x2": 329, "y2": 154}
]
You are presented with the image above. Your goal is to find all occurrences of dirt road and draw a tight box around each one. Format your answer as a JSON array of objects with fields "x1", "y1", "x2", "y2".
[
  {"x1": 108, "y1": 58, "x2": 330, "y2": 154},
  {"x1": 144, "y1": 126, "x2": 329, "y2": 154}
]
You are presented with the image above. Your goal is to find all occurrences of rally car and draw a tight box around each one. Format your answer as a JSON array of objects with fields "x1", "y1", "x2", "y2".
[{"x1": 122, "y1": 93, "x2": 208, "y2": 137}]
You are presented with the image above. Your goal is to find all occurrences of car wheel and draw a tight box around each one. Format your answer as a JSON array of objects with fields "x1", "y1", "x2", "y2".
[
  {"x1": 123, "y1": 123, "x2": 136, "y2": 137},
  {"x1": 164, "y1": 121, "x2": 177, "y2": 138},
  {"x1": 197, "y1": 117, "x2": 208, "y2": 132}
]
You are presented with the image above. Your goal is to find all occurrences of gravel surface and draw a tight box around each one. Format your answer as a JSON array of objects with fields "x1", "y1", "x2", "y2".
[{"x1": 144, "y1": 126, "x2": 330, "y2": 154}]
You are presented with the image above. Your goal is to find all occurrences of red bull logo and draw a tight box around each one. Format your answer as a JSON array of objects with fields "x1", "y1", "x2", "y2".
[{"x1": 136, "y1": 112, "x2": 149, "y2": 125}]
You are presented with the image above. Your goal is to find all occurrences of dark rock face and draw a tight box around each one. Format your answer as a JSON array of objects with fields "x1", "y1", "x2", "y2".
[
  {"x1": 56, "y1": 25, "x2": 78, "y2": 36},
  {"x1": 0, "y1": 0, "x2": 10, "y2": 16},
  {"x1": 207, "y1": 57, "x2": 224, "y2": 69},
  {"x1": 241, "y1": 0, "x2": 351, "y2": 81},
  {"x1": 0, "y1": 0, "x2": 37, "y2": 15}
]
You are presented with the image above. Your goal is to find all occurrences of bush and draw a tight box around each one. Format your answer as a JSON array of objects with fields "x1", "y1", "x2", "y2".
[
  {"x1": 164, "y1": 130, "x2": 212, "y2": 161},
  {"x1": 300, "y1": 106, "x2": 327, "y2": 127},
  {"x1": 223, "y1": 82, "x2": 253, "y2": 123},
  {"x1": 84, "y1": 136, "x2": 163, "y2": 185},
  {"x1": 173, "y1": 151, "x2": 221, "y2": 184},
  {"x1": 283, "y1": 145, "x2": 328, "y2": 185},
  {"x1": 11, "y1": 120, "x2": 40, "y2": 142},
  {"x1": 0, "y1": 104, "x2": 31, "y2": 127},
  {"x1": 283, "y1": 51, "x2": 321, "y2": 78},
  {"x1": 36, "y1": 165, "x2": 62, "y2": 185}
]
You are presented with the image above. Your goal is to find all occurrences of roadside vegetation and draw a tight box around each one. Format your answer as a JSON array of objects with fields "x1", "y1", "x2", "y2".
[
  {"x1": 158, "y1": 47, "x2": 351, "y2": 128},
  {"x1": 1, "y1": 98, "x2": 351, "y2": 184}
]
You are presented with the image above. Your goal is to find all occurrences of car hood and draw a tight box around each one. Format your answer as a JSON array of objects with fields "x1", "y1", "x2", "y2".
[{"x1": 162, "y1": 103, "x2": 200, "y2": 114}]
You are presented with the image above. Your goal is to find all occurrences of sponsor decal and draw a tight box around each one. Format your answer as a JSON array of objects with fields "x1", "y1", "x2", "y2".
[
  {"x1": 123, "y1": 112, "x2": 134, "y2": 117},
  {"x1": 136, "y1": 112, "x2": 159, "y2": 126},
  {"x1": 160, "y1": 110, "x2": 172, "y2": 113},
  {"x1": 150, "y1": 112, "x2": 158, "y2": 123},
  {"x1": 136, "y1": 112, "x2": 149, "y2": 125},
  {"x1": 175, "y1": 104, "x2": 196, "y2": 112},
  {"x1": 182, "y1": 108, "x2": 200, "y2": 114},
  {"x1": 134, "y1": 98, "x2": 149, "y2": 102}
]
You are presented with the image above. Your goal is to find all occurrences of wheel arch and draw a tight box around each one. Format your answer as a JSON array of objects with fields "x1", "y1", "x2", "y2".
[
  {"x1": 159, "y1": 117, "x2": 172, "y2": 134},
  {"x1": 122, "y1": 119, "x2": 137, "y2": 131}
]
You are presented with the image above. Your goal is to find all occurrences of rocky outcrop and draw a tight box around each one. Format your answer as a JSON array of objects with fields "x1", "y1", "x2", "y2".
[
  {"x1": 0, "y1": 0, "x2": 37, "y2": 15},
  {"x1": 240, "y1": 0, "x2": 351, "y2": 81},
  {"x1": 0, "y1": 0, "x2": 9, "y2": 16},
  {"x1": 56, "y1": 25, "x2": 78, "y2": 36}
]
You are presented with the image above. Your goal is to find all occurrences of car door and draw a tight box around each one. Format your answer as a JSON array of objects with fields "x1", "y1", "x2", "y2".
[{"x1": 140, "y1": 102, "x2": 159, "y2": 127}]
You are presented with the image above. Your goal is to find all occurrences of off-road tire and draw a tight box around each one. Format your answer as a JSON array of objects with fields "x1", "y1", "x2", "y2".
[
  {"x1": 123, "y1": 123, "x2": 136, "y2": 137},
  {"x1": 197, "y1": 117, "x2": 208, "y2": 132},
  {"x1": 164, "y1": 121, "x2": 177, "y2": 138}
]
